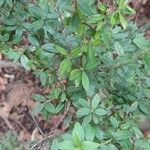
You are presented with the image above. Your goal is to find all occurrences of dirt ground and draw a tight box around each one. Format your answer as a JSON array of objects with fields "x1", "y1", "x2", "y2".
[{"x1": 0, "y1": 0, "x2": 150, "y2": 148}]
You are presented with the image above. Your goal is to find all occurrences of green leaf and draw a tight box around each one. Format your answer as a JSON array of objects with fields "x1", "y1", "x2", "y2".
[
  {"x1": 44, "y1": 103, "x2": 55, "y2": 113},
  {"x1": 133, "y1": 36, "x2": 150, "y2": 49},
  {"x1": 119, "y1": 13, "x2": 127, "y2": 29},
  {"x1": 32, "y1": 20, "x2": 44, "y2": 31},
  {"x1": 41, "y1": 43, "x2": 55, "y2": 51},
  {"x1": 77, "y1": 0, "x2": 93, "y2": 16},
  {"x1": 110, "y1": 116, "x2": 119, "y2": 128},
  {"x1": 55, "y1": 46, "x2": 68, "y2": 55},
  {"x1": 79, "y1": 98, "x2": 90, "y2": 108},
  {"x1": 39, "y1": 71, "x2": 47, "y2": 86},
  {"x1": 51, "y1": 139, "x2": 59, "y2": 150},
  {"x1": 32, "y1": 94, "x2": 45, "y2": 102},
  {"x1": 28, "y1": 35, "x2": 39, "y2": 46},
  {"x1": 61, "y1": 92, "x2": 66, "y2": 102},
  {"x1": 20, "y1": 55, "x2": 30, "y2": 70},
  {"x1": 111, "y1": 12, "x2": 120, "y2": 25},
  {"x1": 144, "y1": 54, "x2": 150, "y2": 65},
  {"x1": 132, "y1": 126, "x2": 144, "y2": 138},
  {"x1": 114, "y1": 42, "x2": 124, "y2": 56},
  {"x1": 125, "y1": 5, "x2": 136, "y2": 14},
  {"x1": 6, "y1": 50, "x2": 21, "y2": 62},
  {"x1": 72, "y1": 131, "x2": 81, "y2": 146},
  {"x1": 59, "y1": 140, "x2": 75, "y2": 150},
  {"x1": 86, "y1": 14, "x2": 103, "y2": 24},
  {"x1": 68, "y1": 13, "x2": 80, "y2": 31},
  {"x1": 118, "y1": 0, "x2": 126, "y2": 9},
  {"x1": 3, "y1": 33, "x2": 9, "y2": 42},
  {"x1": 92, "y1": 94, "x2": 101, "y2": 109},
  {"x1": 134, "y1": 139, "x2": 145, "y2": 149},
  {"x1": 144, "y1": 142, "x2": 150, "y2": 150},
  {"x1": 129, "y1": 101, "x2": 138, "y2": 112},
  {"x1": 93, "y1": 115, "x2": 99, "y2": 124},
  {"x1": 69, "y1": 69, "x2": 82, "y2": 85},
  {"x1": 114, "y1": 130, "x2": 131, "y2": 140},
  {"x1": 77, "y1": 107, "x2": 90, "y2": 118},
  {"x1": 0, "y1": 0, "x2": 5, "y2": 6},
  {"x1": 82, "y1": 71, "x2": 89, "y2": 91},
  {"x1": 85, "y1": 61, "x2": 98, "y2": 70},
  {"x1": 32, "y1": 103, "x2": 44, "y2": 115},
  {"x1": 88, "y1": 47, "x2": 95, "y2": 61},
  {"x1": 95, "y1": 108, "x2": 107, "y2": 116},
  {"x1": 70, "y1": 48, "x2": 83, "y2": 58},
  {"x1": 55, "y1": 103, "x2": 64, "y2": 113},
  {"x1": 73, "y1": 122, "x2": 84, "y2": 140},
  {"x1": 95, "y1": 128, "x2": 104, "y2": 140},
  {"x1": 84, "y1": 124, "x2": 95, "y2": 141},
  {"x1": 28, "y1": 4, "x2": 44, "y2": 18},
  {"x1": 83, "y1": 114, "x2": 92, "y2": 125},
  {"x1": 51, "y1": 88, "x2": 61, "y2": 99},
  {"x1": 101, "y1": 27, "x2": 112, "y2": 48},
  {"x1": 81, "y1": 141, "x2": 99, "y2": 150},
  {"x1": 59, "y1": 59, "x2": 72, "y2": 75}
]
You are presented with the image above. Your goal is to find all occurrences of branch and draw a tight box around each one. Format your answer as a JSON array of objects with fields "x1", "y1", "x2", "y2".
[
  {"x1": 29, "y1": 109, "x2": 44, "y2": 136},
  {"x1": 30, "y1": 101, "x2": 70, "y2": 149},
  {"x1": 30, "y1": 127, "x2": 69, "y2": 150},
  {"x1": 108, "y1": 49, "x2": 150, "y2": 72}
]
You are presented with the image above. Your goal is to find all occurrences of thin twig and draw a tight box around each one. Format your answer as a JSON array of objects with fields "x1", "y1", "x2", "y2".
[
  {"x1": 81, "y1": 21, "x2": 95, "y2": 29},
  {"x1": 56, "y1": 7, "x2": 63, "y2": 23},
  {"x1": 29, "y1": 109, "x2": 44, "y2": 136},
  {"x1": 1, "y1": 117, "x2": 15, "y2": 131},
  {"x1": 108, "y1": 49, "x2": 150, "y2": 72},
  {"x1": 72, "y1": 0, "x2": 77, "y2": 12},
  {"x1": 30, "y1": 127, "x2": 69, "y2": 150},
  {"x1": 51, "y1": 101, "x2": 70, "y2": 130},
  {"x1": 30, "y1": 101, "x2": 70, "y2": 150}
]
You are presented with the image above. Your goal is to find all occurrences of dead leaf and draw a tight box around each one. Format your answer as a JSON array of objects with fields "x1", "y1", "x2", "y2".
[
  {"x1": 6, "y1": 82, "x2": 34, "y2": 107},
  {"x1": 31, "y1": 128, "x2": 42, "y2": 141},
  {"x1": 0, "y1": 76, "x2": 8, "y2": 91},
  {"x1": 0, "y1": 102, "x2": 11, "y2": 118}
]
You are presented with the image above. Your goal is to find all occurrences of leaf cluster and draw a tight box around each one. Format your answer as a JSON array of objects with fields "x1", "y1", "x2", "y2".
[{"x1": 0, "y1": 0, "x2": 150, "y2": 149}]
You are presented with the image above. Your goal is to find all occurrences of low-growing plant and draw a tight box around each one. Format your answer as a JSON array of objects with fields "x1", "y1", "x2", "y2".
[
  {"x1": 0, "y1": 0, "x2": 150, "y2": 149},
  {"x1": 0, "y1": 132, "x2": 23, "y2": 150}
]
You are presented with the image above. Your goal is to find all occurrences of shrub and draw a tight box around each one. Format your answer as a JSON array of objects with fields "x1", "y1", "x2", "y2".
[{"x1": 0, "y1": 0, "x2": 150, "y2": 149}]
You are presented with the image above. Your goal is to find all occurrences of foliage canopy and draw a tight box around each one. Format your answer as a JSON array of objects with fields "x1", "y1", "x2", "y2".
[{"x1": 0, "y1": 0, "x2": 150, "y2": 149}]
